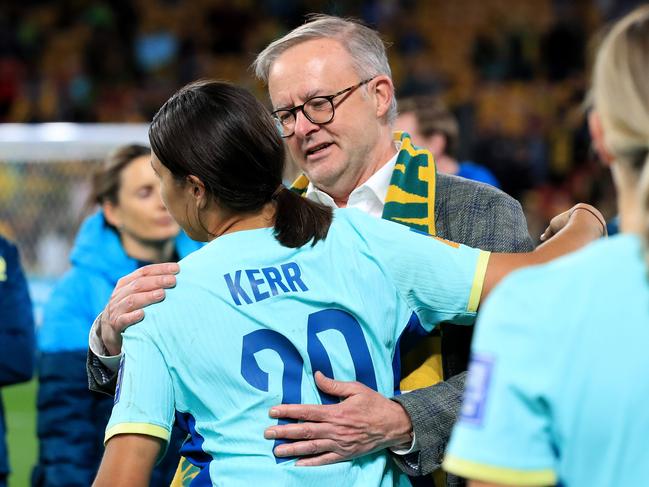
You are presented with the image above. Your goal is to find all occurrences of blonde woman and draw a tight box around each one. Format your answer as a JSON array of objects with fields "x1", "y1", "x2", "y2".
[{"x1": 443, "y1": 6, "x2": 649, "y2": 486}]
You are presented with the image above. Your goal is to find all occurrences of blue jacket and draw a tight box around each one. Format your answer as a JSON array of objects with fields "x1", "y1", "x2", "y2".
[
  {"x1": 38, "y1": 211, "x2": 200, "y2": 352},
  {"x1": 33, "y1": 212, "x2": 201, "y2": 487},
  {"x1": 0, "y1": 237, "x2": 35, "y2": 484},
  {"x1": 457, "y1": 161, "x2": 500, "y2": 188}
]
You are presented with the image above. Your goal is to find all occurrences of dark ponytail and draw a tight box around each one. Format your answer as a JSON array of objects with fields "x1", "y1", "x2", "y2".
[
  {"x1": 149, "y1": 80, "x2": 332, "y2": 248},
  {"x1": 272, "y1": 187, "x2": 332, "y2": 247}
]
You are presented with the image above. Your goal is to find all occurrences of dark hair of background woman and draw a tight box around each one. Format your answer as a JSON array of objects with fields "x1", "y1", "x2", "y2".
[
  {"x1": 84, "y1": 144, "x2": 151, "y2": 228},
  {"x1": 148, "y1": 80, "x2": 332, "y2": 248}
]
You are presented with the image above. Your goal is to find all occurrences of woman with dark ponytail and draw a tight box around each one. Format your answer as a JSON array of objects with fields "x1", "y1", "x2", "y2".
[
  {"x1": 444, "y1": 6, "x2": 649, "y2": 487},
  {"x1": 147, "y1": 79, "x2": 332, "y2": 249},
  {"x1": 93, "y1": 80, "x2": 605, "y2": 487}
]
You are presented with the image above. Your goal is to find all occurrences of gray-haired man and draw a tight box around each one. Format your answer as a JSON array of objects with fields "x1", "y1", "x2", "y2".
[{"x1": 88, "y1": 15, "x2": 533, "y2": 486}]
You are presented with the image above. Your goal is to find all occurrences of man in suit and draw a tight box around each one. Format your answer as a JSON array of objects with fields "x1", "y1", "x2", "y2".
[{"x1": 87, "y1": 15, "x2": 533, "y2": 485}]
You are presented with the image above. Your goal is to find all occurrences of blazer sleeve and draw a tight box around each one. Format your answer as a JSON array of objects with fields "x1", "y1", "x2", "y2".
[
  {"x1": 86, "y1": 346, "x2": 118, "y2": 396},
  {"x1": 391, "y1": 372, "x2": 466, "y2": 476},
  {"x1": 0, "y1": 238, "x2": 35, "y2": 386},
  {"x1": 433, "y1": 173, "x2": 534, "y2": 253}
]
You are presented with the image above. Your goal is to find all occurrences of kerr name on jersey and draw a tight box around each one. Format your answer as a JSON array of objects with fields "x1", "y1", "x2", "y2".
[{"x1": 224, "y1": 262, "x2": 309, "y2": 305}]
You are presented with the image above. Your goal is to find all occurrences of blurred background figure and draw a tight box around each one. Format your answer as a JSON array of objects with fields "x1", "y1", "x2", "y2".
[
  {"x1": 32, "y1": 145, "x2": 201, "y2": 487},
  {"x1": 0, "y1": 236, "x2": 35, "y2": 487},
  {"x1": 396, "y1": 95, "x2": 500, "y2": 187},
  {"x1": 444, "y1": 5, "x2": 649, "y2": 486}
]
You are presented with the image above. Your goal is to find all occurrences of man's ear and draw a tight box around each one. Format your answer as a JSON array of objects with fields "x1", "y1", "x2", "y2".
[
  {"x1": 372, "y1": 75, "x2": 395, "y2": 120},
  {"x1": 588, "y1": 110, "x2": 614, "y2": 166},
  {"x1": 102, "y1": 201, "x2": 121, "y2": 228},
  {"x1": 186, "y1": 175, "x2": 207, "y2": 208}
]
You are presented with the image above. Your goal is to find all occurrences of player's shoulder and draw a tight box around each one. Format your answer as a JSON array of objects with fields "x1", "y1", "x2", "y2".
[
  {"x1": 330, "y1": 208, "x2": 421, "y2": 259},
  {"x1": 327, "y1": 208, "x2": 368, "y2": 243},
  {"x1": 140, "y1": 244, "x2": 218, "y2": 325},
  {"x1": 332, "y1": 207, "x2": 407, "y2": 235},
  {"x1": 332, "y1": 207, "x2": 373, "y2": 226},
  {"x1": 176, "y1": 228, "x2": 273, "y2": 272}
]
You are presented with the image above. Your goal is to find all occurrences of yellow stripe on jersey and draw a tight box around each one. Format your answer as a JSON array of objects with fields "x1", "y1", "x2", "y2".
[
  {"x1": 468, "y1": 251, "x2": 490, "y2": 313},
  {"x1": 432, "y1": 236, "x2": 460, "y2": 248},
  {"x1": 443, "y1": 455, "x2": 557, "y2": 486},
  {"x1": 104, "y1": 422, "x2": 170, "y2": 445}
]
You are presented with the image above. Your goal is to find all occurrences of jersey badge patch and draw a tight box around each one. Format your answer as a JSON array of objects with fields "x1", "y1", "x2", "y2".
[{"x1": 460, "y1": 353, "x2": 494, "y2": 426}]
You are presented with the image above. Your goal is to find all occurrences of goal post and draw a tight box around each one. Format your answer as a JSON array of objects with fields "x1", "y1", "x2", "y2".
[{"x1": 0, "y1": 123, "x2": 150, "y2": 322}]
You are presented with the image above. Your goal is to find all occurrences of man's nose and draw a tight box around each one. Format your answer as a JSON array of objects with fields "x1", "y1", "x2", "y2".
[{"x1": 293, "y1": 109, "x2": 319, "y2": 138}]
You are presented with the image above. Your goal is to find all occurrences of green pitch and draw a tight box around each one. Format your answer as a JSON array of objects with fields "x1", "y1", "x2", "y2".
[{"x1": 3, "y1": 379, "x2": 37, "y2": 487}]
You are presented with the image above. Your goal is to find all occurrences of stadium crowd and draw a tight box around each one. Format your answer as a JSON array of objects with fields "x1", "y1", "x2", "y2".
[{"x1": 0, "y1": 0, "x2": 627, "y2": 258}]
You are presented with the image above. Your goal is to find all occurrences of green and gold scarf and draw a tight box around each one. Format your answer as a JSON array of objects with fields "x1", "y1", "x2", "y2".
[{"x1": 292, "y1": 131, "x2": 437, "y2": 235}]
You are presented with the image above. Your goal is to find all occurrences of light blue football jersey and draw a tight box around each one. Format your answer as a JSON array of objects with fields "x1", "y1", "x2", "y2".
[
  {"x1": 444, "y1": 234, "x2": 649, "y2": 487},
  {"x1": 106, "y1": 208, "x2": 488, "y2": 487}
]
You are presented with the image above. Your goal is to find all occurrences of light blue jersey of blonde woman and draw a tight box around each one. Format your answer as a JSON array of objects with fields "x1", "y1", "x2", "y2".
[
  {"x1": 444, "y1": 234, "x2": 649, "y2": 486},
  {"x1": 106, "y1": 208, "x2": 489, "y2": 487}
]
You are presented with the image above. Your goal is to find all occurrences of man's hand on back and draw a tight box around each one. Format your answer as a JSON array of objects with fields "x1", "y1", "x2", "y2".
[
  {"x1": 99, "y1": 263, "x2": 179, "y2": 355},
  {"x1": 264, "y1": 371, "x2": 414, "y2": 466}
]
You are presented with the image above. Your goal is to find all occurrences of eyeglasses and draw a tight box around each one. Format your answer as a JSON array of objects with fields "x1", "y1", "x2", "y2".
[{"x1": 271, "y1": 77, "x2": 376, "y2": 138}]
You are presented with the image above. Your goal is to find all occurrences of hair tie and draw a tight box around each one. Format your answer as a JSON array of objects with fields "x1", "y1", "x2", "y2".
[{"x1": 271, "y1": 184, "x2": 286, "y2": 200}]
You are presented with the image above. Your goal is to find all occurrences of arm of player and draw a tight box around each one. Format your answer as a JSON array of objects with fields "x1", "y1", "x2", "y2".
[
  {"x1": 93, "y1": 434, "x2": 163, "y2": 487},
  {"x1": 482, "y1": 204, "x2": 606, "y2": 299},
  {"x1": 94, "y1": 263, "x2": 179, "y2": 356}
]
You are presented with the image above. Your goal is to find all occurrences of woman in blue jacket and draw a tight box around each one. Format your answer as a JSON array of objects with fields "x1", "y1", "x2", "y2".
[{"x1": 33, "y1": 145, "x2": 201, "y2": 487}]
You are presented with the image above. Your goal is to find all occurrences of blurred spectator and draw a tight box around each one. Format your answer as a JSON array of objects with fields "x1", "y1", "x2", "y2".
[
  {"x1": 541, "y1": 6, "x2": 586, "y2": 82},
  {"x1": 0, "y1": 235, "x2": 35, "y2": 487},
  {"x1": 32, "y1": 145, "x2": 201, "y2": 487},
  {"x1": 397, "y1": 95, "x2": 500, "y2": 187}
]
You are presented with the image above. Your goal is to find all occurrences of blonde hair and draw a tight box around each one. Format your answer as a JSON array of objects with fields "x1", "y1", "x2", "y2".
[{"x1": 592, "y1": 5, "x2": 649, "y2": 265}]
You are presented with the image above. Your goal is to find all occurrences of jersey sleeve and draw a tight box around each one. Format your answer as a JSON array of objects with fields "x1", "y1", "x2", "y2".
[
  {"x1": 345, "y1": 210, "x2": 489, "y2": 331},
  {"x1": 104, "y1": 320, "x2": 175, "y2": 450},
  {"x1": 442, "y1": 272, "x2": 558, "y2": 486}
]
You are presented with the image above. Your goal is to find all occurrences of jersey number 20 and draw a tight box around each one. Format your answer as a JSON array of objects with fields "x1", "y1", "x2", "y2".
[{"x1": 240, "y1": 308, "x2": 378, "y2": 463}]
